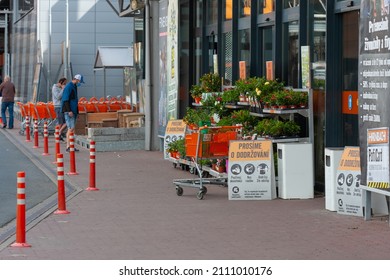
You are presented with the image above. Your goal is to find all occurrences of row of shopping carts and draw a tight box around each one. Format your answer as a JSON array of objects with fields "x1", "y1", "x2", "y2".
[
  {"x1": 16, "y1": 97, "x2": 132, "y2": 135},
  {"x1": 78, "y1": 96, "x2": 132, "y2": 113},
  {"x1": 17, "y1": 102, "x2": 58, "y2": 135}
]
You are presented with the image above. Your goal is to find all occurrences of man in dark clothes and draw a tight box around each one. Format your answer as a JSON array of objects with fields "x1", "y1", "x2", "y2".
[
  {"x1": 0, "y1": 75, "x2": 16, "y2": 129},
  {"x1": 61, "y1": 74, "x2": 84, "y2": 151}
]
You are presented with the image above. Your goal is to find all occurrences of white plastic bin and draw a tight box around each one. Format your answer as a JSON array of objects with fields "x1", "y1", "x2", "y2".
[
  {"x1": 277, "y1": 142, "x2": 314, "y2": 199},
  {"x1": 324, "y1": 148, "x2": 344, "y2": 211}
]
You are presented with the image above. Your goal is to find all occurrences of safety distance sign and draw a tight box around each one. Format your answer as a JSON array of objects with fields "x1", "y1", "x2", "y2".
[{"x1": 228, "y1": 140, "x2": 276, "y2": 200}]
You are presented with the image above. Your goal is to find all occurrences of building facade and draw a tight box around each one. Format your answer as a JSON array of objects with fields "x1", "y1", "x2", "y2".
[
  {"x1": 141, "y1": 0, "x2": 362, "y2": 190},
  {"x1": 9, "y1": 0, "x2": 134, "y2": 103}
]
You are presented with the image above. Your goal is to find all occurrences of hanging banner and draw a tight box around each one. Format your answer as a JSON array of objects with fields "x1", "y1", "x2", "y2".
[
  {"x1": 358, "y1": 1, "x2": 390, "y2": 193},
  {"x1": 301, "y1": 46, "x2": 311, "y2": 89},
  {"x1": 166, "y1": 0, "x2": 179, "y2": 121},
  {"x1": 228, "y1": 140, "x2": 276, "y2": 200},
  {"x1": 158, "y1": 0, "x2": 168, "y2": 137},
  {"x1": 336, "y1": 147, "x2": 363, "y2": 217}
]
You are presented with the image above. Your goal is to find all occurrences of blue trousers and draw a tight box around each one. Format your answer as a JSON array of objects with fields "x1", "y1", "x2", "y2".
[{"x1": 1, "y1": 101, "x2": 14, "y2": 128}]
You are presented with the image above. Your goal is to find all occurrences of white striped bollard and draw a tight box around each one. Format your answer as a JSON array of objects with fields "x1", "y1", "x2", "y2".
[
  {"x1": 25, "y1": 116, "x2": 31, "y2": 142},
  {"x1": 11, "y1": 171, "x2": 31, "y2": 247},
  {"x1": 54, "y1": 153, "x2": 70, "y2": 214},
  {"x1": 33, "y1": 119, "x2": 39, "y2": 148},
  {"x1": 53, "y1": 125, "x2": 60, "y2": 164},
  {"x1": 42, "y1": 121, "x2": 49, "y2": 156},
  {"x1": 86, "y1": 141, "x2": 99, "y2": 191},
  {"x1": 67, "y1": 132, "x2": 78, "y2": 175}
]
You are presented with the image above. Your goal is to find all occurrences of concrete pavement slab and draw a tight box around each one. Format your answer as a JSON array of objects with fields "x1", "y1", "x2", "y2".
[{"x1": 0, "y1": 121, "x2": 389, "y2": 260}]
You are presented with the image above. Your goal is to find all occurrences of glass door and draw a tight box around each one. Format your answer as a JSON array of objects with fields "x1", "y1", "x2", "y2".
[{"x1": 340, "y1": 11, "x2": 359, "y2": 146}]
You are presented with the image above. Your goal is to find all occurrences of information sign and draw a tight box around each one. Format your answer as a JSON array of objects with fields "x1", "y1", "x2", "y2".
[
  {"x1": 367, "y1": 127, "x2": 390, "y2": 188},
  {"x1": 336, "y1": 147, "x2": 363, "y2": 216},
  {"x1": 164, "y1": 119, "x2": 186, "y2": 159},
  {"x1": 228, "y1": 140, "x2": 276, "y2": 200}
]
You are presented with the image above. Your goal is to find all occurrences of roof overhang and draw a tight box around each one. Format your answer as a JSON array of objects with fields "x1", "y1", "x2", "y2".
[{"x1": 94, "y1": 46, "x2": 134, "y2": 69}]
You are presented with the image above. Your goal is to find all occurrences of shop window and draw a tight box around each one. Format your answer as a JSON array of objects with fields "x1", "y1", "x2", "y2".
[
  {"x1": 239, "y1": 0, "x2": 251, "y2": 18},
  {"x1": 224, "y1": 0, "x2": 233, "y2": 20},
  {"x1": 261, "y1": 27, "x2": 273, "y2": 77},
  {"x1": 222, "y1": 32, "x2": 233, "y2": 86},
  {"x1": 207, "y1": 0, "x2": 218, "y2": 25},
  {"x1": 258, "y1": 0, "x2": 275, "y2": 14},
  {"x1": 283, "y1": 21, "x2": 299, "y2": 88},
  {"x1": 283, "y1": 0, "x2": 300, "y2": 8},
  {"x1": 238, "y1": 29, "x2": 251, "y2": 78}
]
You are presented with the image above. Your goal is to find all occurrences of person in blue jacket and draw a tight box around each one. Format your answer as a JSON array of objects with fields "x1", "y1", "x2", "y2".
[{"x1": 62, "y1": 74, "x2": 84, "y2": 151}]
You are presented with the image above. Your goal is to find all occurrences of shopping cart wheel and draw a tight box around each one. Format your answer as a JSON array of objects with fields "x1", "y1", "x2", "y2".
[
  {"x1": 196, "y1": 190, "x2": 205, "y2": 200},
  {"x1": 200, "y1": 186, "x2": 208, "y2": 194},
  {"x1": 176, "y1": 186, "x2": 183, "y2": 196},
  {"x1": 189, "y1": 167, "x2": 195, "y2": 174},
  {"x1": 173, "y1": 163, "x2": 177, "y2": 168}
]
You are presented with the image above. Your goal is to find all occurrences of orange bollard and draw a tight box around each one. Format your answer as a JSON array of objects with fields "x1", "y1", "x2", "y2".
[
  {"x1": 33, "y1": 119, "x2": 39, "y2": 148},
  {"x1": 86, "y1": 141, "x2": 99, "y2": 191},
  {"x1": 67, "y1": 132, "x2": 78, "y2": 175},
  {"x1": 53, "y1": 125, "x2": 60, "y2": 164},
  {"x1": 11, "y1": 171, "x2": 31, "y2": 247},
  {"x1": 25, "y1": 116, "x2": 31, "y2": 142},
  {"x1": 42, "y1": 122, "x2": 49, "y2": 156},
  {"x1": 54, "y1": 153, "x2": 70, "y2": 214}
]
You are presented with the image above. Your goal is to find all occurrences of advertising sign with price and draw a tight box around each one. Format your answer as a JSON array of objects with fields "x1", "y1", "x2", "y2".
[
  {"x1": 336, "y1": 147, "x2": 363, "y2": 217},
  {"x1": 358, "y1": 2, "x2": 390, "y2": 194},
  {"x1": 367, "y1": 127, "x2": 389, "y2": 188},
  {"x1": 228, "y1": 140, "x2": 276, "y2": 200},
  {"x1": 164, "y1": 120, "x2": 186, "y2": 159}
]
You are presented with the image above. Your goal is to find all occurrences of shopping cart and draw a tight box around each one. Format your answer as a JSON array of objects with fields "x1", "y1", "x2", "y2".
[{"x1": 173, "y1": 125, "x2": 242, "y2": 199}]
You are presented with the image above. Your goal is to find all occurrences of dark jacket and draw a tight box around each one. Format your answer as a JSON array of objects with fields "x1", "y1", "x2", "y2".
[
  {"x1": 0, "y1": 81, "x2": 15, "y2": 102},
  {"x1": 61, "y1": 82, "x2": 79, "y2": 115}
]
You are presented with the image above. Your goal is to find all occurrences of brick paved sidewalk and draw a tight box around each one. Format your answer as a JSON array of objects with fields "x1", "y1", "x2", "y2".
[{"x1": 0, "y1": 122, "x2": 389, "y2": 260}]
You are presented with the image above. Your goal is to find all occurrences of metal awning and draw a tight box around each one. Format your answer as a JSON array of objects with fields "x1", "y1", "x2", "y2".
[
  {"x1": 94, "y1": 46, "x2": 133, "y2": 69},
  {"x1": 93, "y1": 46, "x2": 134, "y2": 99}
]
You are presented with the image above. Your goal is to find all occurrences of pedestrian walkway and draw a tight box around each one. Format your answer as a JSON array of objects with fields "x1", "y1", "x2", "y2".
[{"x1": 0, "y1": 121, "x2": 389, "y2": 260}]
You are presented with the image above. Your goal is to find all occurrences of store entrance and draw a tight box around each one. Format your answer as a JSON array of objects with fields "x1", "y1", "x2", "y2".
[{"x1": 340, "y1": 11, "x2": 359, "y2": 146}]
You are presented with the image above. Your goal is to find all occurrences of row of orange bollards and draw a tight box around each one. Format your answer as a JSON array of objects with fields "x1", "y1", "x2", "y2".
[{"x1": 12, "y1": 124, "x2": 99, "y2": 247}]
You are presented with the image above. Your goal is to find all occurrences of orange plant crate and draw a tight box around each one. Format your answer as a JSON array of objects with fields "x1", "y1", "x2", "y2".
[
  {"x1": 185, "y1": 133, "x2": 210, "y2": 157},
  {"x1": 209, "y1": 131, "x2": 237, "y2": 156}
]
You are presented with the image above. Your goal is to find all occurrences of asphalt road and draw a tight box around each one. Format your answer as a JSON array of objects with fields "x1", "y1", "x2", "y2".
[{"x1": 0, "y1": 130, "x2": 56, "y2": 228}]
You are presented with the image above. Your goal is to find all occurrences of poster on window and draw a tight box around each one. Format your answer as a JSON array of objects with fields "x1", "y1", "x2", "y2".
[
  {"x1": 358, "y1": 0, "x2": 390, "y2": 193},
  {"x1": 166, "y1": 0, "x2": 179, "y2": 121},
  {"x1": 158, "y1": 0, "x2": 168, "y2": 137}
]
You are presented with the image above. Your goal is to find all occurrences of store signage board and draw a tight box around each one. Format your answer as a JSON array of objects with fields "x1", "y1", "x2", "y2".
[
  {"x1": 228, "y1": 140, "x2": 276, "y2": 200},
  {"x1": 163, "y1": 119, "x2": 186, "y2": 159},
  {"x1": 335, "y1": 147, "x2": 363, "y2": 217},
  {"x1": 358, "y1": 2, "x2": 390, "y2": 195},
  {"x1": 367, "y1": 127, "x2": 390, "y2": 188}
]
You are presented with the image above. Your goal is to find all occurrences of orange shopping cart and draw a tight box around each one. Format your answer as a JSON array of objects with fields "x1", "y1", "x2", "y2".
[{"x1": 172, "y1": 125, "x2": 242, "y2": 200}]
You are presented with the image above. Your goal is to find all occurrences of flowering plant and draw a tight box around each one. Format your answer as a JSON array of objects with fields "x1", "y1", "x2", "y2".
[{"x1": 200, "y1": 73, "x2": 222, "y2": 92}]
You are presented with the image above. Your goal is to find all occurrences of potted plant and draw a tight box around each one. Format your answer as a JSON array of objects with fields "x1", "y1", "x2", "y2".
[
  {"x1": 221, "y1": 88, "x2": 240, "y2": 105},
  {"x1": 215, "y1": 159, "x2": 226, "y2": 173},
  {"x1": 176, "y1": 138, "x2": 186, "y2": 158},
  {"x1": 167, "y1": 140, "x2": 179, "y2": 158},
  {"x1": 190, "y1": 84, "x2": 203, "y2": 104},
  {"x1": 283, "y1": 121, "x2": 301, "y2": 137},
  {"x1": 200, "y1": 73, "x2": 222, "y2": 93}
]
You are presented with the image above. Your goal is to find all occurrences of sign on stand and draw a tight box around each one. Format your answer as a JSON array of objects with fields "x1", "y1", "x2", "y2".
[
  {"x1": 336, "y1": 147, "x2": 363, "y2": 217},
  {"x1": 228, "y1": 140, "x2": 276, "y2": 200},
  {"x1": 163, "y1": 120, "x2": 186, "y2": 159}
]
